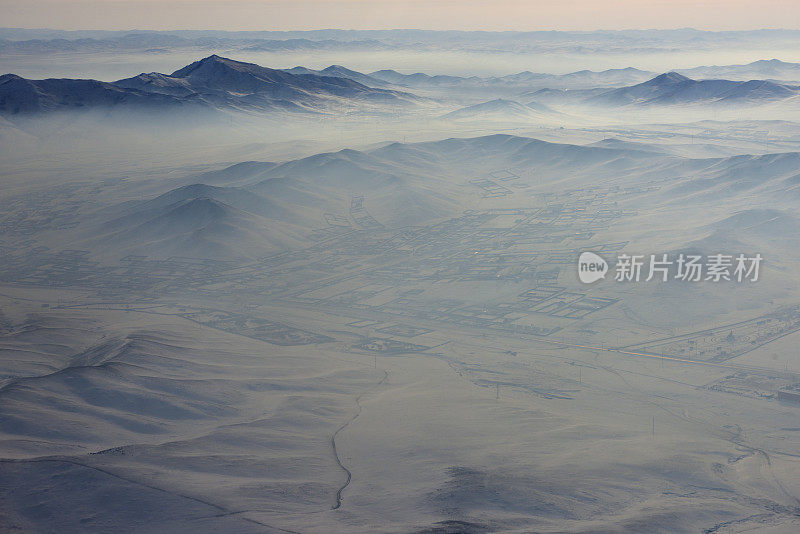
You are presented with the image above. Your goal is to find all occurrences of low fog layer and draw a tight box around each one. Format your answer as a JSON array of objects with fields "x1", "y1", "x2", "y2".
[{"x1": 3, "y1": 31, "x2": 800, "y2": 533}]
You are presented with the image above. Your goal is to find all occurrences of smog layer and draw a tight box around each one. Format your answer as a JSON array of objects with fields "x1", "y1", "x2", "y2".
[{"x1": 2, "y1": 29, "x2": 800, "y2": 533}]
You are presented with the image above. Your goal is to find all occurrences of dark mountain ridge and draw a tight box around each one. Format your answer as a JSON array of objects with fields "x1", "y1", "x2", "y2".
[{"x1": 0, "y1": 55, "x2": 417, "y2": 116}]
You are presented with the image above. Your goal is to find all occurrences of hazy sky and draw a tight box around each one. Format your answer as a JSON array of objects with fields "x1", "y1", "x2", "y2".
[{"x1": 2, "y1": 0, "x2": 800, "y2": 31}]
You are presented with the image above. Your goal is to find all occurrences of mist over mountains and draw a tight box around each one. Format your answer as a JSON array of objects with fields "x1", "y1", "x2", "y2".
[
  {"x1": 21, "y1": 133, "x2": 797, "y2": 265},
  {"x1": 6, "y1": 27, "x2": 800, "y2": 534},
  {"x1": 5, "y1": 27, "x2": 800, "y2": 55},
  {"x1": 441, "y1": 99, "x2": 559, "y2": 122},
  {"x1": 5, "y1": 54, "x2": 800, "y2": 122}
]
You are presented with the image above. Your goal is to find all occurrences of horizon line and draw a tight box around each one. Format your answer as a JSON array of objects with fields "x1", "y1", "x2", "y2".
[{"x1": 4, "y1": 26, "x2": 800, "y2": 34}]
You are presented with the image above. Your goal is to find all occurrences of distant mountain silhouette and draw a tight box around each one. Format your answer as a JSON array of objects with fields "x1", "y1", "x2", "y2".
[
  {"x1": 679, "y1": 59, "x2": 800, "y2": 83},
  {"x1": 589, "y1": 72, "x2": 800, "y2": 106},
  {"x1": 368, "y1": 67, "x2": 653, "y2": 89}
]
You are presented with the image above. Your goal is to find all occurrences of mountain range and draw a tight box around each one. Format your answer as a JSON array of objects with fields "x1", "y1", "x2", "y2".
[
  {"x1": 55, "y1": 133, "x2": 800, "y2": 262},
  {"x1": 0, "y1": 73, "x2": 205, "y2": 115},
  {"x1": 0, "y1": 55, "x2": 418, "y2": 116},
  {"x1": 284, "y1": 60, "x2": 800, "y2": 91},
  {"x1": 678, "y1": 59, "x2": 800, "y2": 83},
  {"x1": 588, "y1": 72, "x2": 800, "y2": 106},
  {"x1": 367, "y1": 67, "x2": 653, "y2": 90},
  {"x1": 277, "y1": 64, "x2": 800, "y2": 110},
  {"x1": 5, "y1": 55, "x2": 800, "y2": 120}
]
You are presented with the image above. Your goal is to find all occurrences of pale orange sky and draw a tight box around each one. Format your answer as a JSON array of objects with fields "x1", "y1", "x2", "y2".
[{"x1": 1, "y1": 0, "x2": 800, "y2": 31}]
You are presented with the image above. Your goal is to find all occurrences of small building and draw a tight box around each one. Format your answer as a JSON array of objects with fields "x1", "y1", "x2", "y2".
[{"x1": 777, "y1": 386, "x2": 800, "y2": 404}]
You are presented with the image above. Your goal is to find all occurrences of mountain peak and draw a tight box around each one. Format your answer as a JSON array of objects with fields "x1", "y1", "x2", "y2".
[
  {"x1": 170, "y1": 55, "x2": 264, "y2": 79},
  {"x1": 165, "y1": 196, "x2": 233, "y2": 222},
  {"x1": 751, "y1": 58, "x2": 787, "y2": 65},
  {"x1": 187, "y1": 54, "x2": 231, "y2": 68},
  {"x1": 648, "y1": 72, "x2": 691, "y2": 85},
  {"x1": 198, "y1": 54, "x2": 229, "y2": 64},
  {"x1": 0, "y1": 73, "x2": 24, "y2": 83},
  {"x1": 165, "y1": 55, "x2": 300, "y2": 95}
]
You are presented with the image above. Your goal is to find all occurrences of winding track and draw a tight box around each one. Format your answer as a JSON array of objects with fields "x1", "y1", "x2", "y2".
[{"x1": 330, "y1": 370, "x2": 388, "y2": 510}]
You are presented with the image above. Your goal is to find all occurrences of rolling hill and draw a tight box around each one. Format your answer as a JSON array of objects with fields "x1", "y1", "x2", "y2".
[{"x1": 441, "y1": 98, "x2": 559, "y2": 122}]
